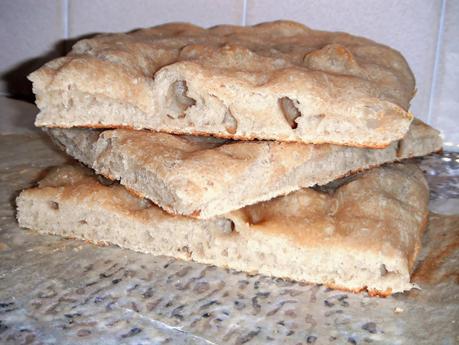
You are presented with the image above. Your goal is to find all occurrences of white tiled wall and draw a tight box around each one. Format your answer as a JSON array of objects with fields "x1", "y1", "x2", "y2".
[
  {"x1": 68, "y1": 0, "x2": 244, "y2": 38},
  {"x1": 0, "y1": 0, "x2": 457, "y2": 146},
  {"x1": 0, "y1": 0, "x2": 65, "y2": 99}
]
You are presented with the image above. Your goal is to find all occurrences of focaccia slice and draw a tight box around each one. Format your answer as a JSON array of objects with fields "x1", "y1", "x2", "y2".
[
  {"x1": 17, "y1": 163, "x2": 429, "y2": 295},
  {"x1": 47, "y1": 119, "x2": 441, "y2": 218},
  {"x1": 31, "y1": 21, "x2": 416, "y2": 147}
]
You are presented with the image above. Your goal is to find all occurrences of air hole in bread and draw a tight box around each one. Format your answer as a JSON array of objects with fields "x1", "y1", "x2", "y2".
[
  {"x1": 379, "y1": 264, "x2": 398, "y2": 282},
  {"x1": 223, "y1": 109, "x2": 238, "y2": 134},
  {"x1": 178, "y1": 246, "x2": 192, "y2": 258},
  {"x1": 279, "y1": 97, "x2": 301, "y2": 129},
  {"x1": 139, "y1": 198, "x2": 153, "y2": 209},
  {"x1": 96, "y1": 175, "x2": 115, "y2": 186},
  {"x1": 167, "y1": 80, "x2": 196, "y2": 119},
  {"x1": 217, "y1": 218, "x2": 235, "y2": 234},
  {"x1": 48, "y1": 201, "x2": 59, "y2": 210},
  {"x1": 380, "y1": 264, "x2": 391, "y2": 277},
  {"x1": 64, "y1": 97, "x2": 74, "y2": 110}
]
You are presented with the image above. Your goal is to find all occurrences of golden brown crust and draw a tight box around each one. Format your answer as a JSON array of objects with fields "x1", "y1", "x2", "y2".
[{"x1": 325, "y1": 282, "x2": 392, "y2": 298}]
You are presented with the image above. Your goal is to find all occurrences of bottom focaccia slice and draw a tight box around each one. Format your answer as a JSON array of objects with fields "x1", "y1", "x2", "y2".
[{"x1": 17, "y1": 163, "x2": 429, "y2": 295}]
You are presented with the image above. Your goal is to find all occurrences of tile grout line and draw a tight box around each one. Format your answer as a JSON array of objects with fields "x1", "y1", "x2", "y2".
[
  {"x1": 427, "y1": 0, "x2": 446, "y2": 126},
  {"x1": 242, "y1": 0, "x2": 248, "y2": 26}
]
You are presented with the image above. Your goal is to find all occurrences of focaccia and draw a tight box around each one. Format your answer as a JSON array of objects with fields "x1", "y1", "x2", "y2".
[
  {"x1": 17, "y1": 162, "x2": 429, "y2": 295},
  {"x1": 47, "y1": 119, "x2": 441, "y2": 218},
  {"x1": 30, "y1": 21, "x2": 415, "y2": 147}
]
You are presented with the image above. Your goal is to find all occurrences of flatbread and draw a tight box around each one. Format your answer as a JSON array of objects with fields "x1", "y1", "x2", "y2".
[
  {"x1": 30, "y1": 21, "x2": 415, "y2": 147},
  {"x1": 47, "y1": 119, "x2": 441, "y2": 218},
  {"x1": 17, "y1": 162, "x2": 429, "y2": 295}
]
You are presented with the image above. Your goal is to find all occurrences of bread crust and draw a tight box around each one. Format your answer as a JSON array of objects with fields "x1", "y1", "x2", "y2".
[
  {"x1": 47, "y1": 119, "x2": 442, "y2": 219},
  {"x1": 30, "y1": 20, "x2": 415, "y2": 147}
]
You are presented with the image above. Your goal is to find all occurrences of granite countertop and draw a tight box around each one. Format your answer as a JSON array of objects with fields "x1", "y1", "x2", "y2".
[{"x1": 0, "y1": 97, "x2": 458, "y2": 345}]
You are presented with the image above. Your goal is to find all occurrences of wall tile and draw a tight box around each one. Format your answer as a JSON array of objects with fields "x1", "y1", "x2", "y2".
[
  {"x1": 0, "y1": 0, "x2": 65, "y2": 99},
  {"x1": 432, "y1": 0, "x2": 459, "y2": 147},
  {"x1": 68, "y1": 0, "x2": 244, "y2": 39},
  {"x1": 246, "y1": 0, "x2": 441, "y2": 123}
]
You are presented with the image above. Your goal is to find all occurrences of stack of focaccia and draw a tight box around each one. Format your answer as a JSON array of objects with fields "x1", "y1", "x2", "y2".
[{"x1": 17, "y1": 21, "x2": 442, "y2": 296}]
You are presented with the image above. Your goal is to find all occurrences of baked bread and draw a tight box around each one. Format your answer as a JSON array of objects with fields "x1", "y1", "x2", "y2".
[
  {"x1": 30, "y1": 21, "x2": 415, "y2": 147},
  {"x1": 47, "y1": 119, "x2": 441, "y2": 218},
  {"x1": 17, "y1": 163, "x2": 429, "y2": 295}
]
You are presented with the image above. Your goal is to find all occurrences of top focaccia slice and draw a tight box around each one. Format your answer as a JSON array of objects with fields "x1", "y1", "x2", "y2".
[{"x1": 30, "y1": 20, "x2": 415, "y2": 148}]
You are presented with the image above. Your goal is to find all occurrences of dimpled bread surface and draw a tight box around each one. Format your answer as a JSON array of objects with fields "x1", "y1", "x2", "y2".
[{"x1": 31, "y1": 21, "x2": 415, "y2": 147}]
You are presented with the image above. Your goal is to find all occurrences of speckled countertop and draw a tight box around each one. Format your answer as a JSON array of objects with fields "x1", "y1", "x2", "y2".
[{"x1": 0, "y1": 98, "x2": 458, "y2": 345}]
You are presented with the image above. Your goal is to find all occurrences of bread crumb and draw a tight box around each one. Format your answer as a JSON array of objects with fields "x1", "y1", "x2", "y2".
[{"x1": 394, "y1": 307, "x2": 404, "y2": 313}]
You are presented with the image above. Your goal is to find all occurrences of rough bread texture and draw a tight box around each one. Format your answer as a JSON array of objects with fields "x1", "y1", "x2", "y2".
[
  {"x1": 17, "y1": 163, "x2": 429, "y2": 295},
  {"x1": 30, "y1": 21, "x2": 415, "y2": 147},
  {"x1": 47, "y1": 119, "x2": 441, "y2": 218}
]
